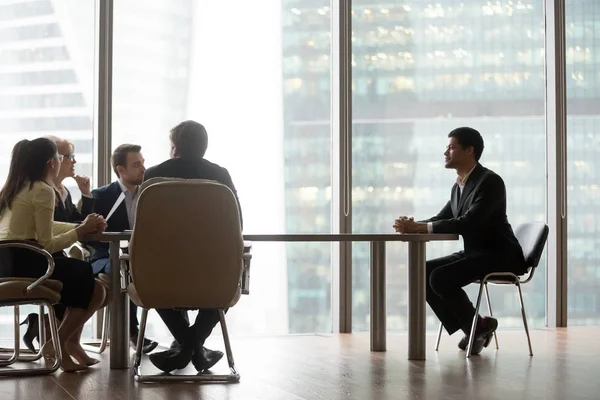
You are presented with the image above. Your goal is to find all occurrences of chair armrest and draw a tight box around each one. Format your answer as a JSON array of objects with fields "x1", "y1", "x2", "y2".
[
  {"x1": 66, "y1": 242, "x2": 91, "y2": 261},
  {"x1": 119, "y1": 259, "x2": 130, "y2": 291},
  {"x1": 241, "y1": 252, "x2": 252, "y2": 295},
  {"x1": 0, "y1": 240, "x2": 55, "y2": 293}
]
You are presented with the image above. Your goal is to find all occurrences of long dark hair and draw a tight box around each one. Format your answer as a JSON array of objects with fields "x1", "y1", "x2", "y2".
[{"x1": 0, "y1": 138, "x2": 57, "y2": 215}]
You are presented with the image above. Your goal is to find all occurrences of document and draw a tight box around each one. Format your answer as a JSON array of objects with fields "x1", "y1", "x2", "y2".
[{"x1": 106, "y1": 192, "x2": 126, "y2": 222}]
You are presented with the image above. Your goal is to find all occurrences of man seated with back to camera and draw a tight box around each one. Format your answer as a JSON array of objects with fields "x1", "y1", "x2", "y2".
[
  {"x1": 393, "y1": 127, "x2": 526, "y2": 355},
  {"x1": 143, "y1": 120, "x2": 243, "y2": 373}
]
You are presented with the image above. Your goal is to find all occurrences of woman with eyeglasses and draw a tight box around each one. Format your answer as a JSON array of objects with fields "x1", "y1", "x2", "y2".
[
  {"x1": 0, "y1": 138, "x2": 108, "y2": 372},
  {"x1": 19, "y1": 136, "x2": 97, "y2": 354},
  {"x1": 46, "y1": 136, "x2": 94, "y2": 222}
]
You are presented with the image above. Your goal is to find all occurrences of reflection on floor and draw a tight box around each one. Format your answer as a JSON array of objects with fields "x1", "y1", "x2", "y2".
[{"x1": 0, "y1": 328, "x2": 598, "y2": 400}]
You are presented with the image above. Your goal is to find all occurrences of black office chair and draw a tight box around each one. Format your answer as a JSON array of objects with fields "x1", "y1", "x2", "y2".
[{"x1": 435, "y1": 222, "x2": 549, "y2": 358}]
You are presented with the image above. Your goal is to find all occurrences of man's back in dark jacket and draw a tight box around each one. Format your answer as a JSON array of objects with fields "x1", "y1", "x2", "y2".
[{"x1": 143, "y1": 157, "x2": 242, "y2": 227}]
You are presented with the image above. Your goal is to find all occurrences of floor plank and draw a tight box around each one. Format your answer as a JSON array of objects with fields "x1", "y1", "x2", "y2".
[{"x1": 0, "y1": 328, "x2": 598, "y2": 399}]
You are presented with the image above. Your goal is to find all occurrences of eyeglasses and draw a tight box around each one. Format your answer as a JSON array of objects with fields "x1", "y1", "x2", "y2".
[
  {"x1": 57, "y1": 154, "x2": 64, "y2": 162},
  {"x1": 60, "y1": 154, "x2": 76, "y2": 161}
]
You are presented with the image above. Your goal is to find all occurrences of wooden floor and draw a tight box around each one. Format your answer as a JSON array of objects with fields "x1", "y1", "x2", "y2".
[{"x1": 1, "y1": 328, "x2": 598, "y2": 400}]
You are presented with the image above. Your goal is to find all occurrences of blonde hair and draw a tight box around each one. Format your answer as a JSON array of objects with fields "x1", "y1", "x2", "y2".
[{"x1": 44, "y1": 135, "x2": 74, "y2": 154}]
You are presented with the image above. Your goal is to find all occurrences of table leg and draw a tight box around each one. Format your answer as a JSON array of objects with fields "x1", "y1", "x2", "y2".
[
  {"x1": 109, "y1": 241, "x2": 129, "y2": 369},
  {"x1": 407, "y1": 241, "x2": 427, "y2": 360},
  {"x1": 370, "y1": 241, "x2": 386, "y2": 351}
]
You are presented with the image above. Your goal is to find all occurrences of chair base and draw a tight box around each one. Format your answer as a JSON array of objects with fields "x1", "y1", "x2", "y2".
[
  {"x1": 133, "y1": 368, "x2": 240, "y2": 383},
  {"x1": 0, "y1": 302, "x2": 61, "y2": 376},
  {"x1": 133, "y1": 308, "x2": 239, "y2": 384},
  {"x1": 434, "y1": 272, "x2": 533, "y2": 358},
  {"x1": 82, "y1": 307, "x2": 110, "y2": 354}
]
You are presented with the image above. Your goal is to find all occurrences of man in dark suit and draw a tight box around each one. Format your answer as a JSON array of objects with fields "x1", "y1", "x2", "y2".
[
  {"x1": 143, "y1": 120, "x2": 242, "y2": 373},
  {"x1": 393, "y1": 127, "x2": 526, "y2": 355},
  {"x1": 88, "y1": 144, "x2": 158, "y2": 354}
]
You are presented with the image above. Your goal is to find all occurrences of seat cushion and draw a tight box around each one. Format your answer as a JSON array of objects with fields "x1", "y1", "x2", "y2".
[
  {"x1": 0, "y1": 277, "x2": 62, "y2": 293},
  {"x1": 0, "y1": 280, "x2": 61, "y2": 304}
]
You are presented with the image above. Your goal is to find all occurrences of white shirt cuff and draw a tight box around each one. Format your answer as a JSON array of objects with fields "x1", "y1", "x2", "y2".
[
  {"x1": 427, "y1": 222, "x2": 433, "y2": 234},
  {"x1": 82, "y1": 193, "x2": 93, "y2": 198}
]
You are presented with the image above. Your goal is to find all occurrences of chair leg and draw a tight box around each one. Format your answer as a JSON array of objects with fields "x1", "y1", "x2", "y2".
[
  {"x1": 82, "y1": 306, "x2": 110, "y2": 354},
  {"x1": 132, "y1": 308, "x2": 148, "y2": 379},
  {"x1": 37, "y1": 305, "x2": 46, "y2": 352},
  {"x1": 0, "y1": 301, "x2": 61, "y2": 376},
  {"x1": 515, "y1": 281, "x2": 533, "y2": 356},
  {"x1": 484, "y1": 283, "x2": 499, "y2": 350},
  {"x1": 219, "y1": 309, "x2": 238, "y2": 376},
  {"x1": 134, "y1": 308, "x2": 240, "y2": 383},
  {"x1": 466, "y1": 282, "x2": 486, "y2": 358},
  {"x1": 435, "y1": 322, "x2": 443, "y2": 351},
  {"x1": 98, "y1": 306, "x2": 110, "y2": 353},
  {"x1": 0, "y1": 306, "x2": 20, "y2": 366}
]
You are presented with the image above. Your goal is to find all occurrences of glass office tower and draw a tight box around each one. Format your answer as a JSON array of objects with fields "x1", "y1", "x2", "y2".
[{"x1": 2, "y1": 0, "x2": 599, "y2": 337}]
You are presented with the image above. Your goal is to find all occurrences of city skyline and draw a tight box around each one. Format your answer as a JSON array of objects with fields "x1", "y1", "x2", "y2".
[{"x1": 0, "y1": 0, "x2": 598, "y2": 340}]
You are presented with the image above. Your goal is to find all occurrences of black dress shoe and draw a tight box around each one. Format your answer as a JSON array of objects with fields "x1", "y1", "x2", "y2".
[
  {"x1": 130, "y1": 334, "x2": 159, "y2": 354},
  {"x1": 191, "y1": 347, "x2": 224, "y2": 372},
  {"x1": 169, "y1": 340, "x2": 180, "y2": 350},
  {"x1": 458, "y1": 334, "x2": 468, "y2": 351},
  {"x1": 468, "y1": 317, "x2": 498, "y2": 355},
  {"x1": 20, "y1": 313, "x2": 39, "y2": 353},
  {"x1": 149, "y1": 348, "x2": 193, "y2": 373}
]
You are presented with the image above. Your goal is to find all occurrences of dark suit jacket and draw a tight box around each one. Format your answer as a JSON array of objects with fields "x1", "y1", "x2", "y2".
[
  {"x1": 143, "y1": 157, "x2": 243, "y2": 228},
  {"x1": 422, "y1": 163, "x2": 525, "y2": 266},
  {"x1": 87, "y1": 181, "x2": 131, "y2": 263},
  {"x1": 53, "y1": 188, "x2": 94, "y2": 223}
]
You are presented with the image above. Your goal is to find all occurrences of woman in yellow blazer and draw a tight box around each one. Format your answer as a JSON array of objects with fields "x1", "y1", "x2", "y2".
[{"x1": 0, "y1": 138, "x2": 107, "y2": 372}]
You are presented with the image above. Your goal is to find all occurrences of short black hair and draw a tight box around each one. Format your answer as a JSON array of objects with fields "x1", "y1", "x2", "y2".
[
  {"x1": 170, "y1": 120, "x2": 208, "y2": 159},
  {"x1": 111, "y1": 144, "x2": 142, "y2": 177},
  {"x1": 448, "y1": 127, "x2": 484, "y2": 161}
]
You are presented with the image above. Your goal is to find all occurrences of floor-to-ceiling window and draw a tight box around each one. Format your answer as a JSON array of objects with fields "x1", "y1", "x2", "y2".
[
  {"x1": 566, "y1": 0, "x2": 600, "y2": 325},
  {"x1": 6, "y1": 0, "x2": 597, "y2": 346},
  {"x1": 0, "y1": 0, "x2": 97, "y2": 339},
  {"x1": 112, "y1": 0, "x2": 334, "y2": 338},
  {"x1": 350, "y1": 1, "x2": 547, "y2": 332}
]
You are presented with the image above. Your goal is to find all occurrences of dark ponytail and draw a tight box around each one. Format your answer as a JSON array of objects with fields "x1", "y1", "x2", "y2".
[{"x1": 0, "y1": 138, "x2": 57, "y2": 215}]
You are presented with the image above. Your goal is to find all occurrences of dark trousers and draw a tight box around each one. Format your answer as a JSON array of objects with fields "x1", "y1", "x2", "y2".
[
  {"x1": 427, "y1": 251, "x2": 524, "y2": 336},
  {"x1": 156, "y1": 308, "x2": 222, "y2": 350}
]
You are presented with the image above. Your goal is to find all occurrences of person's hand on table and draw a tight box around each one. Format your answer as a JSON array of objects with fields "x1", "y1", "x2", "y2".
[
  {"x1": 76, "y1": 213, "x2": 105, "y2": 239},
  {"x1": 393, "y1": 216, "x2": 426, "y2": 233}
]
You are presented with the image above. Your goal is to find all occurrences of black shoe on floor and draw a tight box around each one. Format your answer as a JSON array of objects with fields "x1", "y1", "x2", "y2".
[
  {"x1": 191, "y1": 347, "x2": 224, "y2": 372},
  {"x1": 458, "y1": 334, "x2": 468, "y2": 351},
  {"x1": 468, "y1": 317, "x2": 498, "y2": 355},
  {"x1": 149, "y1": 348, "x2": 193, "y2": 373},
  {"x1": 130, "y1": 334, "x2": 159, "y2": 354}
]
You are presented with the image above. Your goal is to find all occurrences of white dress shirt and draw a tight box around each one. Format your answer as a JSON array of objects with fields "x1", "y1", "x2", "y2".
[{"x1": 427, "y1": 164, "x2": 478, "y2": 234}]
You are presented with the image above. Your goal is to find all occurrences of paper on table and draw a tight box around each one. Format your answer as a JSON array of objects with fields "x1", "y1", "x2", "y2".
[{"x1": 105, "y1": 192, "x2": 126, "y2": 222}]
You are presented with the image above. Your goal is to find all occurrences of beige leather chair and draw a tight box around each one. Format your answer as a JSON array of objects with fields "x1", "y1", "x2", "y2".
[
  {"x1": 128, "y1": 179, "x2": 244, "y2": 382},
  {"x1": 0, "y1": 240, "x2": 62, "y2": 376},
  {"x1": 137, "y1": 177, "x2": 253, "y2": 296}
]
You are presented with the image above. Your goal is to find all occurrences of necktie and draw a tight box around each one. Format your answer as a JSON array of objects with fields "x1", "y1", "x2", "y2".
[{"x1": 456, "y1": 177, "x2": 463, "y2": 203}]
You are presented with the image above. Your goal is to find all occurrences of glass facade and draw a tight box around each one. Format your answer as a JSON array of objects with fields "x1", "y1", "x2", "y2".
[
  {"x1": 566, "y1": 0, "x2": 600, "y2": 325},
  {"x1": 0, "y1": 0, "x2": 597, "y2": 343}
]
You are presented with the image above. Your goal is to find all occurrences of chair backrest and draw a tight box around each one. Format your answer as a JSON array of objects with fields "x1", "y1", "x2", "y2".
[
  {"x1": 129, "y1": 179, "x2": 244, "y2": 309},
  {"x1": 139, "y1": 176, "x2": 185, "y2": 195},
  {"x1": 514, "y1": 222, "x2": 549, "y2": 271}
]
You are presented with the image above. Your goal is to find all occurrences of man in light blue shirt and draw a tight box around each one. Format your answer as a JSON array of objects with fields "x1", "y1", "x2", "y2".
[{"x1": 87, "y1": 144, "x2": 158, "y2": 354}]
